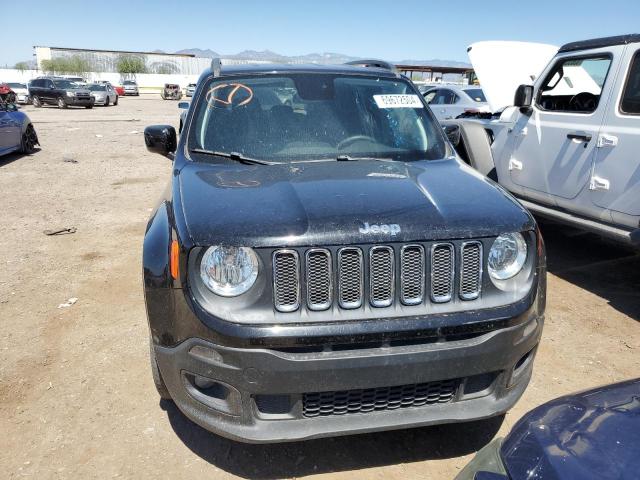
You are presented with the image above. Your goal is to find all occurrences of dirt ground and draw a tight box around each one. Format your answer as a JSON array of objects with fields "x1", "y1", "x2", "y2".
[{"x1": 1, "y1": 96, "x2": 638, "y2": 480}]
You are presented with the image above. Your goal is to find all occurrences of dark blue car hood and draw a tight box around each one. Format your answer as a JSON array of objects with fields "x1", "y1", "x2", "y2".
[
  {"x1": 501, "y1": 378, "x2": 640, "y2": 480},
  {"x1": 177, "y1": 158, "x2": 533, "y2": 248}
]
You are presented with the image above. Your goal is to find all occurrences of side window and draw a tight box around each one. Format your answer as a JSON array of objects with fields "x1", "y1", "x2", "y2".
[
  {"x1": 537, "y1": 55, "x2": 612, "y2": 113},
  {"x1": 450, "y1": 93, "x2": 460, "y2": 104},
  {"x1": 47, "y1": 80, "x2": 54, "y2": 89},
  {"x1": 429, "y1": 89, "x2": 454, "y2": 105},
  {"x1": 620, "y1": 50, "x2": 640, "y2": 115},
  {"x1": 423, "y1": 90, "x2": 437, "y2": 103},
  {"x1": 439, "y1": 89, "x2": 456, "y2": 104}
]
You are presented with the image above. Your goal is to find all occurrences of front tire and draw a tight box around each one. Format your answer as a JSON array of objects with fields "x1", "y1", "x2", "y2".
[
  {"x1": 149, "y1": 339, "x2": 171, "y2": 400},
  {"x1": 104, "y1": 97, "x2": 109, "y2": 107},
  {"x1": 114, "y1": 95, "x2": 118, "y2": 106},
  {"x1": 20, "y1": 124, "x2": 38, "y2": 154},
  {"x1": 57, "y1": 97, "x2": 67, "y2": 109},
  {"x1": 32, "y1": 96, "x2": 41, "y2": 107}
]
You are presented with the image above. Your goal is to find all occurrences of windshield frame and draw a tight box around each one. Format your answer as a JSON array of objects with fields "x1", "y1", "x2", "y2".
[{"x1": 184, "y1": 71, "x2": 451, "y2": 164}]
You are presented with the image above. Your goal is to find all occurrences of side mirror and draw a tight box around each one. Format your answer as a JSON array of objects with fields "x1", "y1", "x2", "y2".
[
  {"x1": 178, "y1": 101, "x2": 189, "y2": 110},
  {"x1": 442, "y1": 124, "x2": 461, "y2": 146},
  {"x1": 144, "y1": 125, "x2": 177, "y2": 156},
  {"x1": 514, "y1": 84, "x2": 534, "y2": 110}
]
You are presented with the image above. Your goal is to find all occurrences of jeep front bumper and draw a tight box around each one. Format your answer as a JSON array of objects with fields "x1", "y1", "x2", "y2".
[{"x1": 154, "y1": 304, "x2": 543, "y2": 443}]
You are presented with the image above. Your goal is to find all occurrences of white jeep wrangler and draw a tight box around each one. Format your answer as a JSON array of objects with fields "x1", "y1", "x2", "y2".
[{"x1": 452, "y1": 34, "x2": 640, "y2": 247}]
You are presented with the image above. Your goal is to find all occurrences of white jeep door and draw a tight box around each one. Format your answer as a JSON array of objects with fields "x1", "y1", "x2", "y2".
[
  {"x1": 590, "y1": 45, "x2": 640, "y2": 219},
  {"x1": 506, "y1": 48, "x2": 620, "y2": 205}
]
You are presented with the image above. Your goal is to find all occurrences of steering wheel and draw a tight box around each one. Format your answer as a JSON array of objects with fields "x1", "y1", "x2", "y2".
[
  {"x1": 569, "y1": 92, "x2": 598, "y2": 112},
  {"x1": 337, "y1": 135, "x2": 377, "y2": 150}
]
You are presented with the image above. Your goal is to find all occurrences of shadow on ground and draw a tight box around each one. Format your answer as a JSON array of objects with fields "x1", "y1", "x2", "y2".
[
  {"x1": 538, "y1": 219, "x2": 640, "y2": 321},
  {"x1": 0, "y1": 149, "x2": 39, "y2": 167},
  {"x1": 162, "y1": 400, "x2": 503, "y2": 479}
]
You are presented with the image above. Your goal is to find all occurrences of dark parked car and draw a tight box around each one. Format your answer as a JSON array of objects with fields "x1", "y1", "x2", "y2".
[
  {"x1": 29, "y1": 77, "x2": 94, "y2": 109},
  {"x1": 142, "y1": 62, "x2": 546, "y2": 443},
  {"x1": 456, "y1": 378, "x2": 640, "y2": 480}
]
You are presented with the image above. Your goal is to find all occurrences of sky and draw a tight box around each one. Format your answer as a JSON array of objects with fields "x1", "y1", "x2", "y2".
[{"x1": 3, "y1": 0, "x2": 640, "y2": 66}]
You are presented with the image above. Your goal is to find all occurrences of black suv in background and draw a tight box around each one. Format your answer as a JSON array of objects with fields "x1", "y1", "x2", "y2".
[
  {"x1": 142, "y1": 62, "x2": 546, "y2": 443},
  {"x1": 29, "y1": 77, "x2": 94, "y2": 109}
]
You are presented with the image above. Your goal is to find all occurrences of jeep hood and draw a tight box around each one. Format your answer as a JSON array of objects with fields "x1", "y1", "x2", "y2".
[
  {"x1": 467, "y1": 41, "x2": 558, "y2": 112},
  {"x1": 177, "y1": 159, "x2": 533, "y2": 247}
]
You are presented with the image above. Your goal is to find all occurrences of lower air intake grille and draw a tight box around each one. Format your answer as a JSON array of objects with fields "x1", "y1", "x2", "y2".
[
  {"x1": 303, "y1": 379, "x2": 459, "y2": 417},
  {"x1": 273, "y1": 250, "x2": 300, "y2": 312}
]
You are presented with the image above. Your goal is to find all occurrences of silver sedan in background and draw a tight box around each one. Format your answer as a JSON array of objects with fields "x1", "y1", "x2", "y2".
[
  {"x1": 87, "y1": 83, "x2": 118, "y2": 106},
  {"x1": 123, "y1": 80, "x2": 139, "y2": 96},
  {"x1": 7, "y1": 83, "x2": 31, "y2": 104},
  {"x1": 422, "y1": 85, "x2": 490, "y2": 121},
  {"x1": 185, "y1": 83, "x2": 196, "y2": 97}
]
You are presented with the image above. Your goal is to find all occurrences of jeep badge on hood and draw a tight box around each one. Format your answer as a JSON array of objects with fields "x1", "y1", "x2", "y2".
[{"x1": 359, "y1": 222, "x2": 401, "y2": 235}]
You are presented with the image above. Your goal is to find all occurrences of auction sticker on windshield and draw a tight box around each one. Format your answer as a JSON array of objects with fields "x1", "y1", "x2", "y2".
[{"x1": 373, "y1": 94, "x2": 423, "y2": 109}]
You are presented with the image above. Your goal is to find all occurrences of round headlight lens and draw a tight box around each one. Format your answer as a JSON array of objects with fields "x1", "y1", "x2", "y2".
[
  {"x1": 488, "y1": 233, "x2": 527, "y2": 280},
  {"x1": 200, "y1": 246, "x2": 258, "y2": 296}
]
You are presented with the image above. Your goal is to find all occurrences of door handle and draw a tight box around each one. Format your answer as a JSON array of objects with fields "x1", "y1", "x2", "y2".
[{"x1": 567, "y1": 133, "x2": 592, "y2": 142}]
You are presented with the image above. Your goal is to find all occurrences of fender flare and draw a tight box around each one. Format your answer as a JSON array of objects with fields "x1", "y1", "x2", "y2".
[{"x1": 143, "y1": 201, "x2": 173, "y2": 289}]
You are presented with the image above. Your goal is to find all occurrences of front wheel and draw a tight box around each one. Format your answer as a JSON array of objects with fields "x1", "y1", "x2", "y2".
[
  {"x1": 57, "y1": 97, "x2": 67, "y2": 109},
  {"x1": 32, "y1": 96, "x2": 41, "y2": 107},
  {"x1": 114, "y1": 95, "x2": 118, "y2": 106},
  {"x1": 20, "y1": 124, "x2": 38, "y2": 154},
  {"x1": 104, "y1": 97, "x2": 109, "y2": 107}
]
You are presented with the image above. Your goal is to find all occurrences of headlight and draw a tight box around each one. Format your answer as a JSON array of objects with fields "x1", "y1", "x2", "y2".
[
  {"x1": 66, "y1": 91, "x2": 75, "y2": 97},
  {"x1": 488, "y1": 233, "x2": 527, "y2": 280},
  {"x1": 200, "y1": 246, "x2": 258, "y2": 296}
]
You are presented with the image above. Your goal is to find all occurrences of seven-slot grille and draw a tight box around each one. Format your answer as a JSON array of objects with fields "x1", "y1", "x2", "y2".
[
  {"x1": 303, "y1": 379, "x2": 459, "y2": 417},
  {"x1": 272, "y1": 242, "x2": 484, "y2": 313}
]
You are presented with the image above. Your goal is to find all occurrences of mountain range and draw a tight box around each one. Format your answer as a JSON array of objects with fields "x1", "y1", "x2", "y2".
[{"x1": 173, "y1": 48, "x2": 470, "y2": 67}]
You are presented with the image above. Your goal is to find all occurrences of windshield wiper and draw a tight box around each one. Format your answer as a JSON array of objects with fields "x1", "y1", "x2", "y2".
[
  {"x1": 336, "y1": 155, "x2": 394, "y2": 162},
  {"x1": 190, "y1": 149, "x2": 278, "y2": 165}
]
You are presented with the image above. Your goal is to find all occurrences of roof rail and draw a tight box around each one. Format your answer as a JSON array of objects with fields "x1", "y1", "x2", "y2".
[{"x1": 344, "y1": 59, "x2": 398, "y2": 73}]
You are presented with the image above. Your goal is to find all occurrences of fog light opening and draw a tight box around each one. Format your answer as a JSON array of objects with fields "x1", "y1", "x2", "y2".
[{"x1": 182, "y1": 372, "x2": 242, "y2": 416}]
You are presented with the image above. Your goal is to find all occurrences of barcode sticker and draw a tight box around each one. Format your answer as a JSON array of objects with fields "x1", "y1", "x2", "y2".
[{"x1": 373, "y1": 94, "x2": 423, "y2": 109}]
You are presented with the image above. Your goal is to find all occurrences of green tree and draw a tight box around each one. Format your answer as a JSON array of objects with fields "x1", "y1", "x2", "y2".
[
  {"x1": 14, "y1": 62, "x2": 29, "y2": 73},
  {"x1": 40, "y1": 56, "x2": 91, "y2": 77},
  {"x1": 116, "y1": 55, "x2": 147, "y2": 75}
]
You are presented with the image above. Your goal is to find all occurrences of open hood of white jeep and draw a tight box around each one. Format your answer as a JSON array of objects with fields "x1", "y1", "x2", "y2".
[{"x1": 467, "y1": 41, "x2": 559, "y2": 112}]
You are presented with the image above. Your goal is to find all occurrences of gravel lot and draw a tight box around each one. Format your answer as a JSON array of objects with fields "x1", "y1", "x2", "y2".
[{"x1": 1, "y1": 96, "x2": 638, "y2": 479}]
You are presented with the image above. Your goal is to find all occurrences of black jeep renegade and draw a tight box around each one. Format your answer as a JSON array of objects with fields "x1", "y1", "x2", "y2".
[{"x1": 142, "y1": 62, "x2": 546, "y2": 443}]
